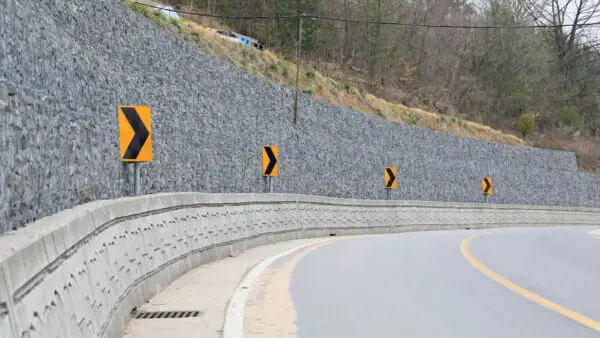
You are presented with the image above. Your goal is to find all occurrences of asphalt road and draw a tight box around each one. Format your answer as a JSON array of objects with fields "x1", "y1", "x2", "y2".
[{"x1": 283, "y1": 228, "x2": 600, "y2": 338}]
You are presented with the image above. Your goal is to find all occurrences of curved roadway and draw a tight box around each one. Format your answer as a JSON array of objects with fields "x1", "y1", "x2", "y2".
[{"x1": 241, "y1": 227, "x2": 600, "y2": 338}]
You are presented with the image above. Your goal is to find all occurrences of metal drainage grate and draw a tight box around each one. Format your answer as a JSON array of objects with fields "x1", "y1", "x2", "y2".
[{"x1": 134, "y1": 311, "x2": 203, "y2": 319}]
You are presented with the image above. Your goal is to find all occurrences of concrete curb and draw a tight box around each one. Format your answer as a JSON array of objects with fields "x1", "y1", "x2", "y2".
[{"x1": 222, "y1": 239, "x2": 334, "y2": 338}]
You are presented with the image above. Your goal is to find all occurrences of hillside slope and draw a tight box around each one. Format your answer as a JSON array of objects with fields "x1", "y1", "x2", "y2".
[
  {"x1": 127, "y1": 1, "x2": 600, "y2": 173},
  {"x1": 126, "y1": 1, "x2": 524, "y2": 147}
]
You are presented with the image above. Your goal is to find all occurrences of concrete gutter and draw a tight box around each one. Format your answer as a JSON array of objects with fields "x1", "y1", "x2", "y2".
[{"x1": 0, "y1": 193, "x2": 599, "y2": 338}]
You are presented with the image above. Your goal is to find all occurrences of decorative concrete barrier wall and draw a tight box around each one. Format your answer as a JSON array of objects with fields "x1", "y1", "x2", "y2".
[{"x1": 0, "y1": 193, "x2": 599, "y2": 338}]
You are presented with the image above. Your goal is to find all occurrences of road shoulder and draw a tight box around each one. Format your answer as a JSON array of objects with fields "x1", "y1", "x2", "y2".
[{"x1": 122, "y1": 238, "x2": 326, "y2": 338}]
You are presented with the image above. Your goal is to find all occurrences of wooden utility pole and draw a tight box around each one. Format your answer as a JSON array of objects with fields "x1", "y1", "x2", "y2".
[{"x1": 293, "y1": 14, "x2": 303, "y2": 124}]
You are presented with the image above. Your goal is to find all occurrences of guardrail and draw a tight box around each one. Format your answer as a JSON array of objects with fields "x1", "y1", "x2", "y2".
[{"x1": 0, "y1": 193, "x2": 599, "y2": 338}]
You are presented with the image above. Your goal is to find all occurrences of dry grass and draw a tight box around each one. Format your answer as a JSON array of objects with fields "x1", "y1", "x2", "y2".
[
  {"x1": 126, "y1": 0, "x2": 527, "y2": 147},
  {"x1": 530, "y1": 133, "x2": 600, "y2": 172}
]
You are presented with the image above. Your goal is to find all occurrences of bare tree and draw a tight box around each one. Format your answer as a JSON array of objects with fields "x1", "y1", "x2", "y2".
[{"x1": 526, "y1": 0, "x2": 600, "y2": 95}]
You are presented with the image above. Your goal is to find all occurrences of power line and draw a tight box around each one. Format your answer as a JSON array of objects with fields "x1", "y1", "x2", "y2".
[
  {"x1": 132, "y1": 2, "x2": 296, "y2": 20},
  {"x1": 133, "y1": 2, "x2": 600, "y2": 29},
  {"x1": 307, "y1": 14, "x2": 600, "y2": 29}
]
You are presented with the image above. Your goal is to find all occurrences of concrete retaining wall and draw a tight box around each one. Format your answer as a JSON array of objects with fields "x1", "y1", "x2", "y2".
[{"x1": 0, "y1": 193, "x2": 599, "y2": 338}]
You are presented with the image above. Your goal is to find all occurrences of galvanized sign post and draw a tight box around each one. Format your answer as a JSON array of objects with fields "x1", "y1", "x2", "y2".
[{"x1": 118, "y1": 106, "x2": 152, "y2": 196}]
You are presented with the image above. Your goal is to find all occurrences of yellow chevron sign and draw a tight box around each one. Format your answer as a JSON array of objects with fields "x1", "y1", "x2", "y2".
[
  {"x1": 385, "y1": 167, "x2": 397, "y2": 189},
  {"x1": 482, "y1": 177, "x2": 492, "y2": 195},
  {"x1": 262, "y1": 146, "x2": 278, "y2": 176}
]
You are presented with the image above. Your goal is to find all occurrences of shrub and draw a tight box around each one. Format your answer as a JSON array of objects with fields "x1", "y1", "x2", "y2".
[
  {"x1": 269, "y1": 64, "x2": 278, "y2": 72},
  {"x1": 154, "y1": 10, "x2": 165, "y2": 20},
  {"x1": 556, "y1": 104, "x2": 583, "y2": 131},
  {"x1": 407, "y1": 114, "x2": 420, "y2": 126},
  {"x1": 128, "y1": 3, "x2": 151, "y2": 18},
  {"x1": 517, "y1": 114, "x2": 535, "y2": 138},
  {"x1": 170, "y1": 18, "x2": 180, "y2": 28},
  {"x1": 149, "y1": 10, "x2": 168, "y2": 27},
  {"x1": 302, "y1": 89, "x2": 313, "y2": 95},
  {"x1": 344, "y1": 83, "x2": 354, "y2": 93},
  {"x1": 306, "y1": 70, "x2": 316, "y2": 80}
]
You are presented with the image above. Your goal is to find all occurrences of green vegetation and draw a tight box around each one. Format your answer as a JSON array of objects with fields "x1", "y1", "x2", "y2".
[
  {"x1": 517, "y1": 114, "x2": 535, "y2": 138},
  {"x1": 240, "y1": 58, "x2": 249, "y2": 71},
  {"x1": 191, "y1": 31, "x2": 202, "y2": 44},
  {"x1": 153, "y1": 10, "x2": 165, "y2": 20},
  {"x1": 556, "y1": 104, "x2": 583, "y2": 132},
  {"x1": 269, "y1": 64, "x2": 278, "y2": 72},
  {"x1": 342, "y1": 82, "x2": 359, "y2": 94},
  {"x1": 306, "y1": 70, "x2": 316, "y2": 80},
  {"x1": 128, "y1": 2, "x2": 151, "y2": 18},
  {"x1": 407, "y1": 114, "x2": 420, "y2": 126}
]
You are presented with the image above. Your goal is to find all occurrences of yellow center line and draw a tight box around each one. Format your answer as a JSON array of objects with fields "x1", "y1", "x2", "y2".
[{"x1": 460, "y1": 232, "x2": 600, "y2": 332}]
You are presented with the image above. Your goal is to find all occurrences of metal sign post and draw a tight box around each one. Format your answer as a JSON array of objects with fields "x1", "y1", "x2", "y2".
[
  {"x1": 134, "y1": 162, "x2": 141, "y2": 196},
  {"x1": 263, "y1": 177, "x2": 274, "y2": 193},
  {"x1": 118, "y1": 106, "x2": 152, "y2": 196}
]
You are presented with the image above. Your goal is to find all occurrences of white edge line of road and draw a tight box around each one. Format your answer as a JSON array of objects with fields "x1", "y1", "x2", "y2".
[{"x1": 222, "y1": 239, "x2": 333, "y2": 338}]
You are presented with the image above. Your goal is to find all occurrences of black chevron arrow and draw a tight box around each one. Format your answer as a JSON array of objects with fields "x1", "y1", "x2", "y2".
[
  {"x1": 385, "y1": 168, "x2": 396, "y2": 188},
  {"x1": 483, "y1": 178, "x2": 491, "y2": 193},
  {"x1": 264, "y1": 146, "x2": 278, "y2": 175},
  {"x1": 122, "y1": 107, "x2": 150, "y2": 160}
]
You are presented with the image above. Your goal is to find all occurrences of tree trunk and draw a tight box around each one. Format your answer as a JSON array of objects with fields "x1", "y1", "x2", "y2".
[{"x1": 343, "y1": 0, "x2": 351, "y2": 67}]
